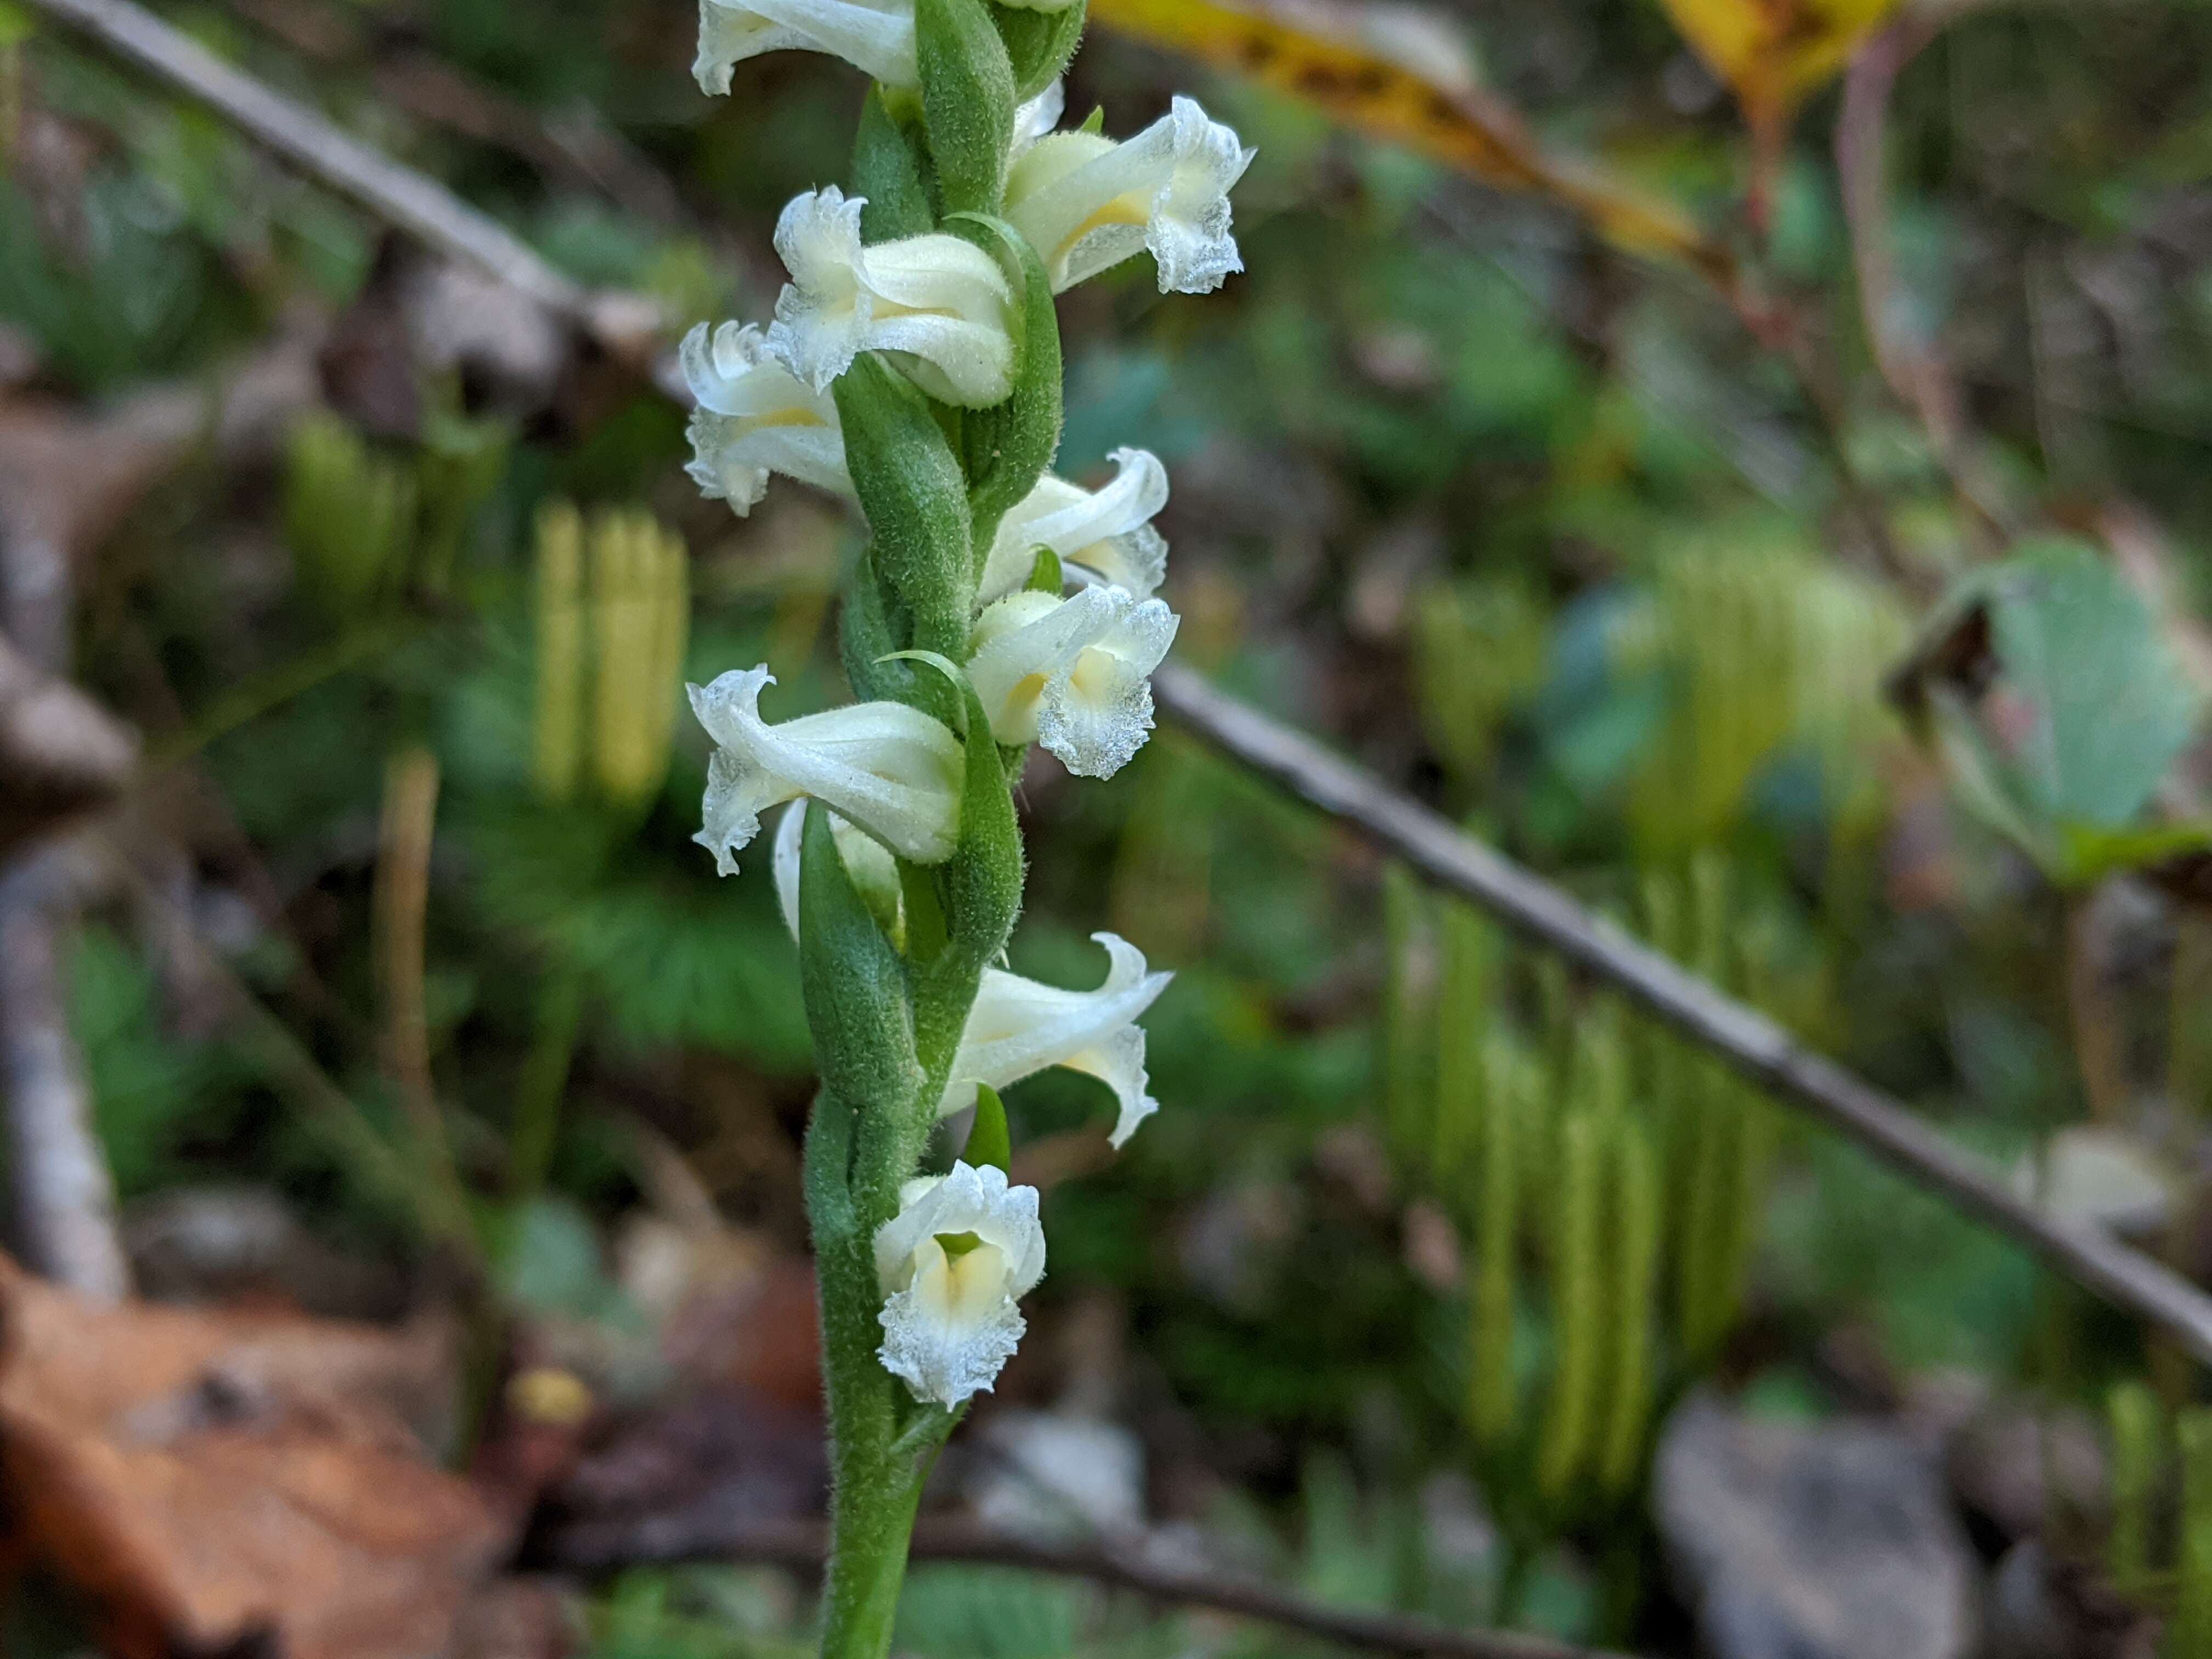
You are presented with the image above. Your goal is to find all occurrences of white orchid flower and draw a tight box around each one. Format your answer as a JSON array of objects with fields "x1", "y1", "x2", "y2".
[
  {"x1": 967, "y1": 586, "x2": 1178, "y2": 778},
  {"x1": 978, "y1": 448, "x2": 1171, "y2": 607},
  {"x1": 768, "y1": 187, "x2": 1015, "y2": 409},
  {"x1": 695, "y1": 0, "x2": 916, "y2": 94},
  {"x1": 1005, "y1": 95, "x2": 1254, "y2": 295},
  {"x1": 875, "y1": 1161, "x2": 1047, "y2": 1407},
  {"x1": 682, "y1": 322, "x2": 854, "y2": 517},
  {"x1": 689, "y1": 665, "x2": 962, "y2": 875},
  {"x1": 940, "y1": 933, "x2": 1172, "y2": 1148}
]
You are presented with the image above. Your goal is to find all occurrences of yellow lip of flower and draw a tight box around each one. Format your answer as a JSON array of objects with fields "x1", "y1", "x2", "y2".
[
  {"x1": 1052, "y1": 191, "x2": 1154, "y2": 266},
  {"x1": 873, "y1": 1163, "x2": 1048, "y2": 1407},
  {"x1": 966, "y1": 586, "x2": 1180, "y2": 777}
]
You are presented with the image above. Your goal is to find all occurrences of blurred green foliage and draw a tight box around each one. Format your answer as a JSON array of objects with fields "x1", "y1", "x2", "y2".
[{"x1": 7, "y1": 0, "x2": 2212, "y2": 1647}]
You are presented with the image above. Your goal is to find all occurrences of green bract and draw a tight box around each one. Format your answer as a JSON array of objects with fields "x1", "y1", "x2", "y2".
[
  {"x1": 798, "y1": 801, "x2": 926, "y2": 1120},
  {"x1": 835, "y1": 353, "x2": 977, "y2": 661},
  {"x1": 990, "y1": 1, "x2": 1087, "y2": 100},
  {"x1": 967, "y1": 1083, "x2": 1013, "y2": 1173},
  {"x1": 945, "y1": 213, "x2": 1063, "y2": 555},
  {"x1": 851, "y1": 87, "x2": 938, "y2": 241},
  {"x1": 916, "y1": 0, "x2": 1017, "y2": 216}
]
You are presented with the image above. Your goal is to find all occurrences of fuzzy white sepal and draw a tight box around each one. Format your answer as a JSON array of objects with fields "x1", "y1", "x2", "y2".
[
  {"x1": 1005, "y1": 95, "x2": 1254, "y2": 294},
  {"x1": 695, "y1": 0, "x2": 916, "y2": 93},
  {"x1": 875, "y1": 1161, "x2": 1047, "y2": 1407},
  {"x1": 768, "y1": 187, "x2": 1015, "y2": 408},
  {"x1": 689, "y1": 665, "x2": 962, "y2": 874},
  {"x1": 978, "y1": 448, "x2": 1171, "y2": 608},
  {"x1": 939, "y1": 933, "x2": 1172, "y2": 1148}
]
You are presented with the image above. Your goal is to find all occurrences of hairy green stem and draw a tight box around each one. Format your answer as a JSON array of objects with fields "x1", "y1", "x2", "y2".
[{"x1": 808, "y1": 1093, "x2": 928, "y2": 1659}]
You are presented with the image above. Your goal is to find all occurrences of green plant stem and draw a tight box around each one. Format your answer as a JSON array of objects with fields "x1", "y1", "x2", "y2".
[
  {"x1": 510, "y1": 968, "x2": 584, "y2": 1195},
  {"x1": 806, "y1": 1092, "x2": 952, "y2": 1659},
  {"x1": 1491, "y1": 1533, "x2": 1534, "y2": 1629}
]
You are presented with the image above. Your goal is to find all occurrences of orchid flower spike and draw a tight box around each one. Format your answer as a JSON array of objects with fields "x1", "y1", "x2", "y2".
[
  {"x1": 978, "y1": 448, "x2": 1171, "y2": 607},
  {"x1": 967, "y1": 586, "x2": 1178, "y2": 778},
  {"x1": 689, "y1": 665, "x2": 962, "y2": 875},
  {"x1": 874, "y1": 1161, "x2": 1047, "y2": 1407},
  {"x1": 940, "y1": 933, "x2": 1172, "y2": 1148},
  {"x1": 768, "y1": 187, "x2": 1015, "y2": 408},
  {"x1": 695, "y1": 0, "x2": 916, "y2": 94},
  {"x1": 770, "y1": 800, "x2": 904, "y2": 946},
  {"x1": 1005, "y1": 95, "x2": 1255, "y2": 295},
  {"x1": 682, "y1": 322, "x2": 854, "y2": 517}
]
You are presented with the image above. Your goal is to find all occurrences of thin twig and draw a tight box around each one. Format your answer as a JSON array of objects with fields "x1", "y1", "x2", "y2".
[
  {"x1": 18, "y1": 0, "x2": 648, "y2": 349},
  {"x1": 374, "y1": 746, "x2": 467, "y2": 1226},
  {"x1": 36, "y1": 0, "x2": 2212, "y2": 1366},
  {"x1": 1149, "y1": 662, "x2": 2212, "y2": 1368},
  {"x1": 1834, "y1": 2, "x2": 2014, "y2": 541},
  {"x1": 550, "y1": 1516, "x2": 1627, "y2": 1659},
  {"x1": 220, "y1": 0, "x2": 694, "y2": 230}
]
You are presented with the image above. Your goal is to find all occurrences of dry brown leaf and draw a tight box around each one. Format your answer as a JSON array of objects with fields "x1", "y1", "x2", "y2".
[{"x1": 0, "y1": 1256, "x2": 506, "y2": 1659}]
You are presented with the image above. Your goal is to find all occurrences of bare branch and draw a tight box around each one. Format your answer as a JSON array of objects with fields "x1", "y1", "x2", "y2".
[
  {"x1": 222, "y1": 0, "x2": 693, "y2": 230},
  {"x1": 549, "y1": 1516, "x2": 1628, "y2": 1659},
  {"x1": 19, "y1": 0, "x2": 659, "y2": 357},
  {"x1": 1149, "y1": 662, "x2": 2212, "y2": 1369}
]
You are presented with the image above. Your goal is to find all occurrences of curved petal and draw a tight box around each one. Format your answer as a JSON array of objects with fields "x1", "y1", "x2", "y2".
[
  {"x1": 765, "y1": 189, "x2": 1017, "y2": 405},
  {"x1": 695, "y1": 0, "x2": 917, "y2": 94},
  {"x1": 1035, "y1": 592, "x2": 1177, "y2": 778},
  {"x1": 967, "y1": 587, "x2": 1177, "y2": 776},
  {"x1": 687, "y1": 665, "x2": 963, "y2": 873},
  {"x1": 1006, "y1": 97, "x2": 1253, "y2": 295},
  {"x1": 681, "y1": 323, "x2": 853, "y2": 514},
  {"x1": 938, "y1": 933, "x2": 1172, "y2": 1144},
  {"x1": 979, "y1": 448, "x2": 1172, "y2": 605}
]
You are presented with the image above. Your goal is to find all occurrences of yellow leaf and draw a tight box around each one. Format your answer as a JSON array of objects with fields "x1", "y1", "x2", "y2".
[
  {"x1": 1087, "y1": 0, "x2": 1735, "y2": 285},
  {"x1": 1657, "y1": 0, "x2": 1901, "y2": 132}
]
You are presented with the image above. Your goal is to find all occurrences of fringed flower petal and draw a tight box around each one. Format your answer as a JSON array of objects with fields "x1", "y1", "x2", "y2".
[
  {"x1": 978, "y1": 448, "x2": 1171, "y2": 607},
  {"x1": 939, "y1": 933, "x2": 1172, "y2": 1148},
  {"x1": 1005, "y1": 96, "x2": 1254, "y2": 294},
  {"x1": 695, "y1": 0, "x2": 917, "y2": 94},
  {"x1": 681, "y1": 322, "x2": 853, "y2": 515},
  {"x1": 967, "y1": 586, "x2": 1178, "y2": 778},
  {"x1": 874, "y1": 1162, "x2": 1047, "y2": 1406}
]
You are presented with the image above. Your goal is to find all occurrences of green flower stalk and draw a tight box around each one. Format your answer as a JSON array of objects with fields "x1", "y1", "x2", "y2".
[{"x1": 680, "y1": 7, "x2": 1251, "y2": 1655}]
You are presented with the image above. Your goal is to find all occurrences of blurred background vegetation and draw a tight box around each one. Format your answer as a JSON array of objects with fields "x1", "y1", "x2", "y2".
[{"x1": 8, "y1": 0, "x2": 2212, "y2": 1652}]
